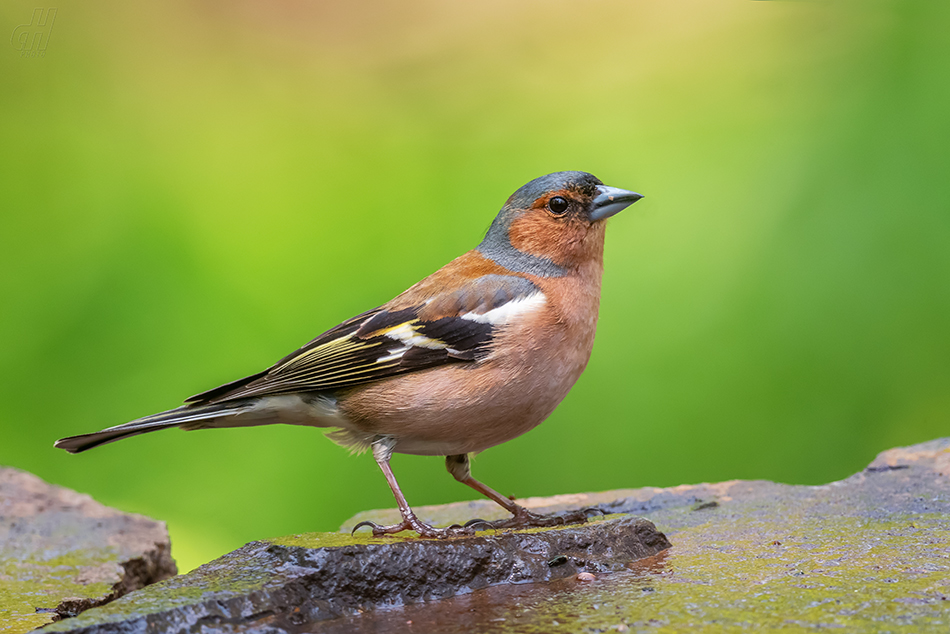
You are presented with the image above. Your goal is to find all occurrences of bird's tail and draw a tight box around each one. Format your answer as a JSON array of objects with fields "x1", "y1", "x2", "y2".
[{"x1": 54, "y1": 401, "x2": 254, "y2": 454}]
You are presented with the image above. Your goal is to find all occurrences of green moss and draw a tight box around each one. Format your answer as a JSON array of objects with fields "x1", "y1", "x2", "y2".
[
  {"x1": 415, "y1": 513, "x2": 950, "y2": 633},
  {"x1": 0, "y1": 548, "x2": 120, "y2": 633},
  {"x1": 269, "y1": 531, "x2": 416, "y2": 549},
  {"x1": 38, "y1": 549, "x2": 274, "y2": 632},
  {"x1": 622, "y1": 514, "x2": 949, "y2": 630}
]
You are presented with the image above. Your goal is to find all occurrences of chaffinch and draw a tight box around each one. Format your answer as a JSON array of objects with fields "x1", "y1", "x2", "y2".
[{"x1": 56, "y1": 171, "x2": 643, "y2": 537}]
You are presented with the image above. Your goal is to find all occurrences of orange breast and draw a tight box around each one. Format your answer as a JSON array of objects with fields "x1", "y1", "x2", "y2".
[{"x1": 336, "y1": 258, "x2": 605, "y2": 456}]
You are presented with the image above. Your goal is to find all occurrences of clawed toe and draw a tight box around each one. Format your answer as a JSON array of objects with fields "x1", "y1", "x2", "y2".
[
  {"x1": 351, "y1": 520, "x2": 375, "y2": 535},
  {"x1": 351, "y1": 518, "x2": 467, "y2": 539},
  {"x1": 351, "y1": 519, "x2": 404, "y2": 536},
  {"x1": 459, "y1": 507, "x2": 595, "y2": 533}
]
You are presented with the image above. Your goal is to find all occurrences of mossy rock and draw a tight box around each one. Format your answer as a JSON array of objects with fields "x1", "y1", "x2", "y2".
[
  {"x1": 0, "y1": 467, "x2": 175, "y2": 633},
  {"x1": 36, "y1": 438, "x2": 950, "y2": 633}
]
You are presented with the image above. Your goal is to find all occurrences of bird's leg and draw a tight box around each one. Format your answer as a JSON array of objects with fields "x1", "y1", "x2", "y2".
[
  {"x1": 445, "y1": 454, "x2": 594, "y2": 530},
  {"x1": 445, "y1": 453, "x2": 523, "y2": 516},
  {"x1": 352, "y1": 436, "x2": 459, "y2": 538}
]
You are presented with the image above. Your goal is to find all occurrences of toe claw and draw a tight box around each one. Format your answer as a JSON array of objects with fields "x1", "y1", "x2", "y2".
[
  {"x1": 582, "y1": 506, "x2": 606, "y2": 517},
  {"x1": 464, "y1": 518, "x2": 489, "y2": 528},
  {"x1": 351, "y1": 520, "x2": 380, "y2": 535}
]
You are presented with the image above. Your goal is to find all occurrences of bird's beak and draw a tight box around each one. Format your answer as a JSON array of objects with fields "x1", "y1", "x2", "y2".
[{"x1": 589, "y1": 185, "x2": 644, "y2": 221}]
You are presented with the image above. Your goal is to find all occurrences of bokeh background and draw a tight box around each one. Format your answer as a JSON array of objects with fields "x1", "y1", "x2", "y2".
[{"x1": 2, "y1": 0, "x2": 948, "y2": 572}]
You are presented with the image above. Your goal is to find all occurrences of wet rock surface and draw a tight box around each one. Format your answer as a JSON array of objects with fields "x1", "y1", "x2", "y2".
[
  {"x1": 41, "y1": 437, "x2": 950, "y2": 633},
  {"x1": 41, "y1": 516, "x2": 669, "y2": 633},
  {"x1": 335, "y1": 438, "x2": 950, "y2": 633},
  {"x1": 0, "y1": 467, "x2": 176, "y2": 633}
]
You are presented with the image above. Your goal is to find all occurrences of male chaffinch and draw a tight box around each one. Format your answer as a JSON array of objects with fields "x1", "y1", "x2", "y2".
[{"x1": 56, "y1": 171, "x2": 643, "y2": 537}]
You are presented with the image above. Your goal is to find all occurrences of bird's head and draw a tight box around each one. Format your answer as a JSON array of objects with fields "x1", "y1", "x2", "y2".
[{"x1": 477, "y1": 171, "x2": 643, "y2": 276}]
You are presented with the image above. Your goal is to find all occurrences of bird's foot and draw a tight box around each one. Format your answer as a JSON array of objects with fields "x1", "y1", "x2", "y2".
[
  {"x1": 351, "y1": 517, "x2": 466, "y2": 539},
  {"x1": 352, "y1": 506, "x2": 607, "y2": 538},
  {"x1": 463, "y1": 506, "x2": 605, "y2": 532}
]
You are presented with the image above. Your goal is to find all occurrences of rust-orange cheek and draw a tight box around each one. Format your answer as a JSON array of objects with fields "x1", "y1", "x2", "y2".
[{"x1": 508, "y1": 211, "x2": 592, "y2": 267}]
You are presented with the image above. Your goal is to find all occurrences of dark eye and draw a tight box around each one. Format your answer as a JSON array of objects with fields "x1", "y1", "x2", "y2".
[{"x1": 548, "y1": 196, "x2": 569, "y2": 215}]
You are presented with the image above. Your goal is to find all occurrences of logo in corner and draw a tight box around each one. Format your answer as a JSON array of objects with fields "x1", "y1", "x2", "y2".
[{"x1": 11, "y1": 8, "x2": 57, "y2": 58}]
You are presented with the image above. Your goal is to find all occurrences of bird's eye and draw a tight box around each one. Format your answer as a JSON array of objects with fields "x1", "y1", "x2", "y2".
[{"x1": 548, "y1": 196, "x2": 569, "y2": 215}]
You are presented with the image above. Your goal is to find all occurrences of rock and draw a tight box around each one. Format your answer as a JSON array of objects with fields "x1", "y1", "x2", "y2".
[
  {"x1": 40, "y1": 515, "x2": 669, "y2": 633},
  {"x1": 323, "y1": 438, "x2": 950, "y2": 633},
  {"x1": 42, "y1": 437, "x2": 950, "y2": 633},
  {"x1": 0, "y1": 467, "x2": 177, "y2": 633}
]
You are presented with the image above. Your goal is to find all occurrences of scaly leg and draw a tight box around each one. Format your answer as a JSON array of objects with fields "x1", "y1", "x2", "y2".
[
  {"x1": 445, "y1": 454, "x2": 596, "y2": 530},
  {"x1": 352, "y1": 436, "x2": 461, "y2": 538}
]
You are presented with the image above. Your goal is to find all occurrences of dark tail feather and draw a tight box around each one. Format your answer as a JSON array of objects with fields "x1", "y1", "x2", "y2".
[{"x1": 54, "y1": 402, "x2": 252, "y2": 454}]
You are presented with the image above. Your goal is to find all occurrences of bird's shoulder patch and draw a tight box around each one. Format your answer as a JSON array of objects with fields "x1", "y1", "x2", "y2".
[{"x1": 416, "y1": 273, "x2": 545, "y2": 322}]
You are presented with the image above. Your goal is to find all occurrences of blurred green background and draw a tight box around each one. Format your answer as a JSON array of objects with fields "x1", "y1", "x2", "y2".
[{"x1": 2, "y1": 0, "x2": 948, "y2": 573}]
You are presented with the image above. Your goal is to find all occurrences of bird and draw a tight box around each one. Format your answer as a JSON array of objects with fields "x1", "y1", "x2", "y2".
[{"x1": 55, "y1": 171, "x2": 643, "y2": 538}]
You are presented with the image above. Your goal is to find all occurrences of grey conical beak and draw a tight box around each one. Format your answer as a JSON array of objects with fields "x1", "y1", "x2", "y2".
[{"x1": 589, "y1": 185, "x2": 644, "y2": 221}]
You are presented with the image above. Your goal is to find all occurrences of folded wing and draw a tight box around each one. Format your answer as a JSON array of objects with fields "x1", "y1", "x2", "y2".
[{"x1": 187, "y1": 274, "x2": 544, "y2": 405}]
